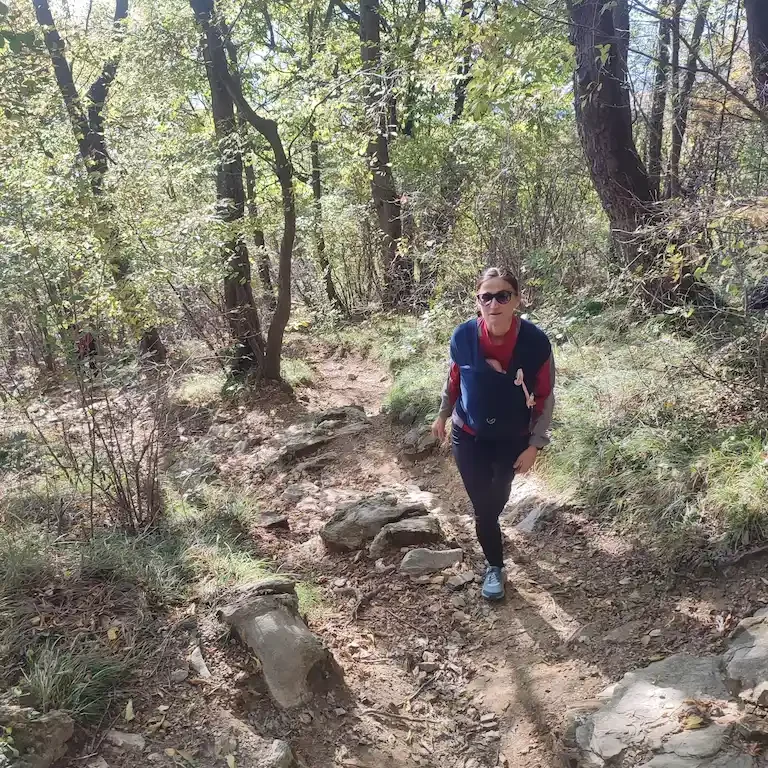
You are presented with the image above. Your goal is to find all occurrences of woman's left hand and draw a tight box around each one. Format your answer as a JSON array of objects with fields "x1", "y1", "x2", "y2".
[{"x1": 514, "y1": 446, "x2": 539, "y2": 474}]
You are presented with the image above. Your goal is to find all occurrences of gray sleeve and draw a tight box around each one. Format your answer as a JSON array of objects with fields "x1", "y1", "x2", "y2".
[
  {"x1": 438, "y1": 371, "x2": 454, "y2": 420},
  {"x1": 529, "y1": 351, "x2": 555, "y2": 449}
]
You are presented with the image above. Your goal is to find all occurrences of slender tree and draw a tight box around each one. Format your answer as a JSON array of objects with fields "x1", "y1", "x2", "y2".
[
  {"x1": 648, "y1": 3, "x2": 671, "y2": 199},
  {"x1": 746, "y1": 0, "x2": 768, "y2": 109},
  {"x1": 567, "y1": 0, "x2": 655, "y2": 266},
  {"x1": 667, "y1": 0, "x2": 710, "y2": 197},
  {"x1": 360, "y1": 0, "x2": 412, "y2": 306},
  {"x1": 191, "y1": 0, "x2": 295, "y2": 380},
  {"x1": 452, "y1": 0, "x2": 474, "y2": 123}
]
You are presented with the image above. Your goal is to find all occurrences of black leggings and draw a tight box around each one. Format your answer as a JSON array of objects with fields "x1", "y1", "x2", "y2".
[{"x1": 452, "y1": 425, "x2": 528, "y2": 568}]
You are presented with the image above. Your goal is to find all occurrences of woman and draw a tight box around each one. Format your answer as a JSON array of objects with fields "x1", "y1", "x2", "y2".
[{"x1": 432, "y1": 267, "x2": 555, "y2": 601}]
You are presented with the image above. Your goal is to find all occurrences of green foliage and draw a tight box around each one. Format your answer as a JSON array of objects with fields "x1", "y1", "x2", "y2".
[
  {"x1": 281, "y1": 358, "x2": 314, "y2": 388},
  {"x1": 173, "y1": 372, "x2": 226, "y2": 407},
  {"x1": 0, "y1": 526, "x2": 56, "y2": 591},
  {"x1": 0, "y1": 430, "x2": 34, "y2": 474},
  {"x1": 22, "y1": 642, "x2": 132, "y2": 722},
  {"x1": 79, "y1": 533, "x2": 188, "y2": 605},
  {"x1": 541, "y1": 314, "x2": 768, "y2": 550},
  {"x1": 385, "y1": 359, "x2": 447, "y2": 422}
]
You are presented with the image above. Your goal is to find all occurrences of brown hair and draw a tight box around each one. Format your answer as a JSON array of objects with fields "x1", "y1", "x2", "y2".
[{"x1": 475, "y1": 267, "x2": 519, "y2": 295}]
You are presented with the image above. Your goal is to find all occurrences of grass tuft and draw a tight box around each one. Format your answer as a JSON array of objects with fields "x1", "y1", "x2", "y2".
[
  {"x1": 281, "y1": 358, "x2": 314, "y2": 387},
  {"x1": 174, "y1": 371, "x2": 226, "y2": 407},
  {"x1": 384, "y1": 359, "x2": 447, "y2": 422},
  {"x1": 22, "y1": 642, "x2": 132, "y2": 722}
]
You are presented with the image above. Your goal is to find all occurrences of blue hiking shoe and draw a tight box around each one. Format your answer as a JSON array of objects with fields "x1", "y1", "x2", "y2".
[{"x1": 481, "y1": 566, "x2": 505, "y2": 601}]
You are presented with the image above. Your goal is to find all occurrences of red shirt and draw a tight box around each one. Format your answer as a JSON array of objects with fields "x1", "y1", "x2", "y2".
[{"x1": 447, "y1": 317, "x2": 552, "y2": 435}]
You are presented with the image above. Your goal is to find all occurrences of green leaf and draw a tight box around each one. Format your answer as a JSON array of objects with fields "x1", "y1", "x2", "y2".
[{"x1": 0, "y1": 2, "x2": 9, "y2": 17}]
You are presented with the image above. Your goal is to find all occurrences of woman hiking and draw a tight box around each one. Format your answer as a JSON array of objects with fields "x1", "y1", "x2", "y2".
[{"x1": 432, "y1": 267, "x2": 555, "y2": 601}]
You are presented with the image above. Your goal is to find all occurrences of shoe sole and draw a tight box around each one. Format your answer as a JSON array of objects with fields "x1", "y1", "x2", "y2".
[{"x1": 481, "y1": 589, "x2": 505, "y2": 601}]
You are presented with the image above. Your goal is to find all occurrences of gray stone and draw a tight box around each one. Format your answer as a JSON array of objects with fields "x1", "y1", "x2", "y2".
[
  {"x1": 187, "y1": 645, "x2": 212, "y2": 679},
  {"x1": 105, "y1": 731, "x2": 146, "y2": 751},
  {"x1": 280, "y1": 407, "x2": 370, "y2": 461},
  {"x1": 170, "y1": 667, "x2": 189, "y2": 683},
  {"x1": 605, "y1": 620, "x2": 645, "y2": 644},
  {"x1": 281, "y1": 482, "x2": 319, "y2": 503},
  {"x1": 723, "y1": 606, "x2": 768, "y2": 696},
  {"x1": 446, "y1": 572, "x2": 476, "y2": 591},
  {"x1": 258, "y1": 513, "x2": 290, "y2": 530},
  {"x1": 571, "y1": 655, "x2": 731, "y2": 767},
  {"x1": 402, "y1": 425, "x2": 438, "y2": 458},
  {"x1": 506, "y1": 476, "x2": 564, "y2": 533},
  {"x1": 369, "y1": 516, "x2": 442, "y2": 557},
  {"x1": 320, "y1": 492, "x2": 430, "y2": 552},
  {"x1": 0, "y1": 705, "x2": 74, "y2": 768},
  {"x1": 400, "y1": 548, "x2": 464, "y2": 576},
  {"x1": 218, "y1": 580, "x2": 341, "y2": 709},
  {"x1": 663, "y1": 724, "x2": 730, "y2": 758},
  {"x1": 212, "y1": 708, "x2": 298, "y2": 768},
  {"x1": 515, "y1": 503, "x2": 558, "y2": 533},
  {"x1": 641, "y1": 755, "x2": 754, "y2": 768}
]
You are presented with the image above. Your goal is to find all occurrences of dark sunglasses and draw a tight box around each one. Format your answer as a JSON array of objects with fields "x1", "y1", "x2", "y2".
[{"x1": 477, "y1": 290, "x2": 515, "y2": 306}]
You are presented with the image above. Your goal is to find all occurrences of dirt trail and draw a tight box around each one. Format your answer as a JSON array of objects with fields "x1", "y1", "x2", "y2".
[{"x1": 93, "y1": 342, "x2": 768, "y2": 768}]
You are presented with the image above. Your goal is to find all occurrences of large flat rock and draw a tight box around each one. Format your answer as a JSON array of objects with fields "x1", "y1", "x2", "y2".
[
  {"x1": 218, "y1": 579, "x2": 341, "y2": 709},
  {"x1": 723, "y1": 606, "x2": 768, "y2": 701},
  {"x1": 400, "y1": 548, "x2": 463, "y2": 576},
  {"x1": 369, "y1": 515, "x2": 442, "y2": 557},
  {"x1": 571, "y1": 655, "x2": 733, "y2": 767},
  {"x1": 0, "y1": 704, "x2": 74, "y2": 768},
  {"x1": 320, "y1": 490, "x2": 435, "y2": 552},
  {"x1": 256, "y1": 406, "x2": 371, "y2": 466}
]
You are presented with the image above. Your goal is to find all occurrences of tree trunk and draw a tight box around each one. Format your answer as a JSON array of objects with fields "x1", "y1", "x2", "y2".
[
  {"x1": 192, "y1": 0, "x2": 265, "y2": 373},
  {"x1": 667, "y1": 0, "x2": 709, "y2": 197},
  {"x1": 359, "y1": 0, "x2": 411, "y2": 308},
  {"x1": 648, "y1": 6, "x2": 671, "y2": 199},
  {"x1": 6, "y1": 313, "x2": 18, "y2": 367},
  {"x1": 138, "y1": 327, "x2": 166, "y2": 363},
  {"x1": 310, "y1": 128, "x2": 344, "y2": 311},
  {"x1": 452, "y1": 0, "x2": 474, "y2": 123},
  {"x1": 401, "y1": 0, "x2": 427, "y2": 137},
  {"x1": 190, "y1": 0, "x2": 295, "y2": 381},
  {"x1": 243, "y1": 143, "x2": 276, "y2": 309},
  {"x1": 568, "y1": 0, "x2": 655, "y2": 267},
  {"x1": 746, "y1": 0, "x2": 768, "y2": 109}
]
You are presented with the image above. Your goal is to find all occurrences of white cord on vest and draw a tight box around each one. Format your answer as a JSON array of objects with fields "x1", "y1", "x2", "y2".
[{"x1": 514, "y1": 369, "x2": 536, "y2": 409}]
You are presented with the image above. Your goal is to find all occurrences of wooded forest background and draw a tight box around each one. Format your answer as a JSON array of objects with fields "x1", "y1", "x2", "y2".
[{"x1": 2, "y1": 0, "x2": 768, "y2": 546}]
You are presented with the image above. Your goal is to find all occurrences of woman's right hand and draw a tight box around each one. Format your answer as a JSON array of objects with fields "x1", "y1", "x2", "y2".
[{"x1": 431, "y1": 416, "x2": 448, "y2": 442}]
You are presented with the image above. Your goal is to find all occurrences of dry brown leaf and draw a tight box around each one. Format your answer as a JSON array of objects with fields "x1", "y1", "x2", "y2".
[
  {"x1": 226, "y1": 756, "x2": 236, "y2": 768},
  {"x1": 147, "y1": 716, "x2": 166, "y2": 735},
  {"x1": 683, "y1": 715, "x2": 705, "y2": 730},
  {"x1": 107, "y1": 627, "x2": 119, "y2": 642},
  {"x1": 124, "y1": 699, "x2": 135, "y2": 723}
]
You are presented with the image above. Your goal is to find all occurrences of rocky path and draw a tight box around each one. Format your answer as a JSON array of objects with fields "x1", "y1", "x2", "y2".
[{"x1": 68, "y1": 342, "x2": 768, "y2": 768}]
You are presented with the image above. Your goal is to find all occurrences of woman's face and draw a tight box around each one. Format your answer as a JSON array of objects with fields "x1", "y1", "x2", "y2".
[{"x1": 476, "y1": 277, "x2": 520, "y2": 335}]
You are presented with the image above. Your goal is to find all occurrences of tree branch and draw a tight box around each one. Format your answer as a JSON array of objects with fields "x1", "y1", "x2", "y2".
[{"x1": 634, "y1": 0, "x2": 768, "y2": 126}]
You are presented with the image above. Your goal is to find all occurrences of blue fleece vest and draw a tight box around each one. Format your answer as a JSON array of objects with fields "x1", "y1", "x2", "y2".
[{"x1": 450, "y1": 318, "x2": 551, "y2": 439}]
